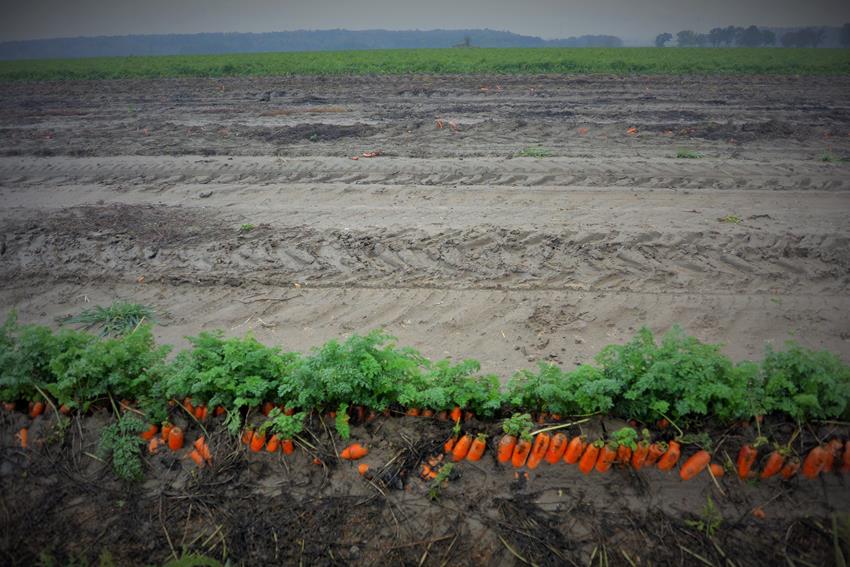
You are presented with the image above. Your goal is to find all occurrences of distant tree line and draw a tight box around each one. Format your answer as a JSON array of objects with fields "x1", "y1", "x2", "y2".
[
  {"x1": 0, "y1": 29, "x2": 621, "y2": 60},
  {"x1": 656, "y1": 23, "x2": 850, "y2": 48}
]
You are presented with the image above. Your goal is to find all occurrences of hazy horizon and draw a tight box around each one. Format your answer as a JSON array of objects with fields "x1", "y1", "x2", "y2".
[{"x1": 2, "y1": 0, "x2": 849, "y2": 43}]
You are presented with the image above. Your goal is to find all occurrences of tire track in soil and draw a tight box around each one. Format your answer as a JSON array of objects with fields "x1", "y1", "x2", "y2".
[{"x1": 0, "y1": 73, "x2": 849, "y2": 370}]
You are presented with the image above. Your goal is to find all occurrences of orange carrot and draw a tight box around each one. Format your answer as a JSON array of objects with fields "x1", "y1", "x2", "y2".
[
  {"x1": 283, "y1": 407, "x2": 295, "y2": 416},
  {"x1": 148, "y1": 437, "x2": 161, "y2": 454},
  {"x1": 17, "y1": 427, "x2": 28, "y2": 448},
  {"x1": 579, "y1": 441, "x2": 602, "y2": 475},
  {"x1": 168, "y1": 427, "x2": 184, "y2": 451},
  {"x1": 444, "y1": 436, "x2": 458, "y2": 454},
  {"x1": 781, "y1": 457, "x2": 800, "y2": 480},
  {"x1": 436, "y1": 410, "x2": 448, "y2": 421},
  {"x1": 140, "y1": 424, "x2": 159, "y2": 441},
  {"x1": 282, "y1": 439, "x2": 294, "y2": 455},
  {"x1": 564, "y1": 435, "x2": 586, "y2": 464},
  {"x1": 498, "y1": 435, "x2": 518, "y2": 463},
  {"x1": 595, "y1": 442, "x2": 617, "y2": 473},
  {"x1": 467, "y1": 434, "x2": 487, "y2": 462},
  {"x1": 544, "y1": 433, "x2": 568, "y2": 464},
  {"x1": 189, "y1": 449, "x2": 205, "y2": 467},
  {"x1": 657, "y1": 441, "x2": 681, "y2": 471},
  {"x1": 340, "y1": 442, "x2": 369, "y2": 460},
  {"x1": 59, "y1": 404, "x2": 72, "y2": 415},
  {"x1": 266, "y1": 434, "x2": 280, "y2": 453},
  {"x1": 194, "y1": 405, "x2": 204, "y2": 420},
  {"x1": 842, "y1": 442, "x2": 850, "y2": 474},
  {"x1": 709, "y1": 463, "x2": 725, "y2": 478},
  {"x1": 802, "y1": 446, "x2": 828, "y2": 479},
  {"x1": 737, "y1": 445, "x2": 759, "y2": 479},
  {"x1": 241, "y1": 429, "x2": 254, "y2": 445},
  {"x1": 452, "y1": 434, "x2": 473, "y2": 462},
  {"x1": 526, "y1": 433, "x2": 551, "y2": 470},
  {"x1": 646, "y1": 442, "x2": 666, "y2": 466},
  {"x1": 214, "y1": 406, "x2": 226, "y2": 416},
  {"x1": 679, "y1": 450, "x2": 711, "y2": 480},
  {"x1": 759, "y1": 451, "x2": 785, "y2": 479},
  {"x1": 823, "y1": 439, "x2": 843, "y2": 473},
  {"x1": 449, "y1": 406, "x2": 462, "y2": 422},
  {"x1": 512, "y1": 438, "x2": 532, "y2": 468},
  {"x1": 536, "y1": 412, "x2": 548, "y2": 425},
  {"x1": 358, "y1": 463, "x2": 369, "y2": 476},
  {"x1": 631, "y1": 441, "x2": 650, "y2": 470},
  {"x1": 406, "y1": 408, "x2": 420, "y2": 417},
  {"x1": 161, "y1": 423, "x2": 173, "y2": 442},
  {"x1": 183, "y1": 397, "x2": 194, "y2": 414},
  {"x1": 421, "y1": 409, "x2": 434, "y2": 418},
  {"x1": 250, "y1": 432, "x2": 266, "y2": 452},
  {"x1": 28, "y1": 401, "x2": 44, "y2": 419},
  {"x1": 616, "y1": 444, "x2": 632, "y2": 465},
  {"x1": 261, "y1": 401, "x2": 275, "y2": 416},
  {"x1": 656, "y1": 418, "x2": 669, "y2": 430},
  {"x1": 193, "y1": 436, "x2": 206, "y2": 452}
]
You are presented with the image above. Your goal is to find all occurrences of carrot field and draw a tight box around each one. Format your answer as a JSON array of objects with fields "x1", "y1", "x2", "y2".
[{"x1": 1, "y1": 47, "x2": 849, "y2": 81}]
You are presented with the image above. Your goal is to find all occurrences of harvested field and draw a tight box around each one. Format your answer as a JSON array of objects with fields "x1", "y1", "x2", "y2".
[
  {"x1": 1, "y1": 72, "x2": 850, "y2": 566},
  {"x1": 0, "y1": 74, "x2": 848, "y2": 364}
]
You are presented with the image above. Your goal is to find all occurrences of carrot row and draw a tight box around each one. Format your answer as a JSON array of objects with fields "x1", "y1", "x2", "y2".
[{"x1": 241, "y1": 429, "x2": 297, "y2": 455}]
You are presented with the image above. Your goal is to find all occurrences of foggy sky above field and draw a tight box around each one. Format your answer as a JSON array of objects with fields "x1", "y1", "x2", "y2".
[{"x1": 1, "y1": 0, "x2": 848, "y2": 42}]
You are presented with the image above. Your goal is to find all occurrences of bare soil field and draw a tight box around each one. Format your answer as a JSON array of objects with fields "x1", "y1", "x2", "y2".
[
  {"x1": 1, "y1": 74, "x2": 850, "y2": 566},
  {"x1": 1, "y1": 74, "x2": 849, "y2": 367}
]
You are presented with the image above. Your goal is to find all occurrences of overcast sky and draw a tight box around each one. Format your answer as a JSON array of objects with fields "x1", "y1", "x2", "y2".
[{"x1": 2, "y1": 0, "x2": 849, "y2": 42}]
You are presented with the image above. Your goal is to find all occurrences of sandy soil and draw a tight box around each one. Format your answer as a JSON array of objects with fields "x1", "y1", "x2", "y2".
[{"x1": 1, "y1": 74, "x2": 849, "y2": 371}]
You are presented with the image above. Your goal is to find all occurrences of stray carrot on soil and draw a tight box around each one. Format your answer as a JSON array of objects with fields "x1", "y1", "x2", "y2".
[
  {"x1": 709, "y1": 463, "x2": 725, "y2": 478},
  {"x1": 140, "y1": 424, "x2": 158, "y2": 441},
  {"x1": 451, "y1": 434, "x2": 473, "y2": 462},
  {"x1": 17, "y1": 428, "x2": 28, "y2": 448},
  {"x1": 498, "y1": 435, "x2": 517, "y2": 463},
  {"x1": 631, "y1": 441, "x2": 650, "y2": 470},
  {"x1": 512, "y1": 438, "x2": 532, "y2": 468},
  {"x1": 759, "y1": 451, "x2": 785, "y2": 479},
  {"x1": 564, "y1": 435, "x2": 586, "y2": 465},
  {"x1": 250, "y1": 432, "x2": 266, "y2": 452},
  {"x1": 168, "y1": 427, "x2": 184, "y2": 451},
  {"x1": 466, "y1": 434, "x2": 487, "y2": 462},
  {"x1": 29, "y1": 401, "x2": 44, "y2": 418},
  {"x1": 526, "y1": 432, "x2": 550, "y2": 470},
  {"x1": 656, "y1": 441, "x2": 681, "y2": 471},
  {"x1": 646, "y1": 442, "x2": 666, "y2": 466},
  {"x1": 544, "y1": 433, "x2": 568, "y2": 464},
  {"x1": 679, "y1": 450, "x2": 711, "y2": 480},
  {"x1": 189, "y1": 449, "x2": 205, "y2": 467},
  {"x1": 266, "y1": 434, "x2": 280, "y2": 453},
  {"x1": 340, "y1": 442, "x2": 369, "y2": 460},
  {"x1": 802, "y1": 446, "x2": 828, "y2": 479},
  {"x1": 579, "y1": 441, "x2": 601, "y2": 475},
  {"x1": 780, "y1": 457, "x2": 800, "y2": 479},
  {"x1": 737, "y1": 445, "x2": 758, "y2": 479},
  {"x1": 595, "y1": 442, "x2": 617, "y2": 473}
]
